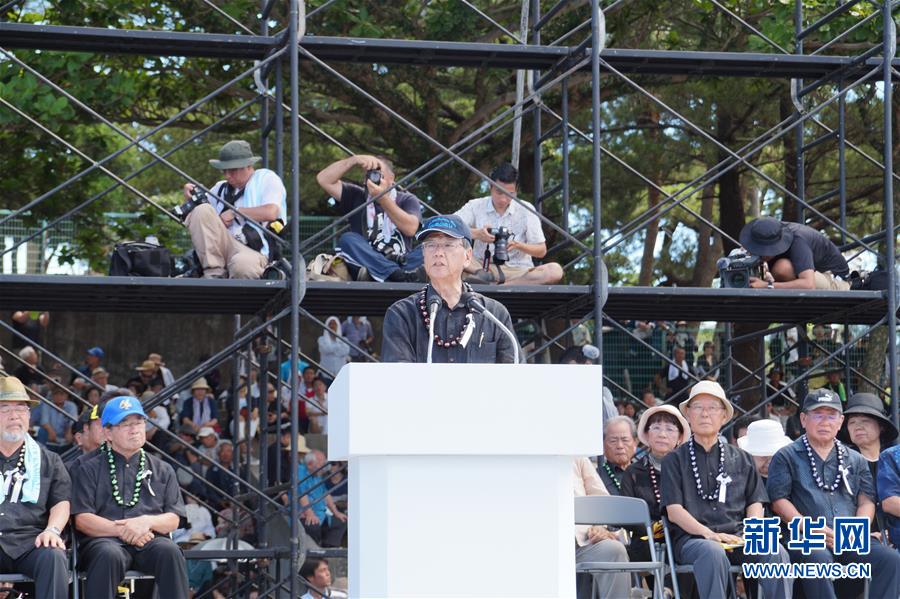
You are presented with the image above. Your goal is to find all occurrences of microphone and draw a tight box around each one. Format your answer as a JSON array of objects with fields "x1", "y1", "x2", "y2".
[
  {"x1": 425, "y1": 295, "x2": 441, "y2": 364},
  {"x1": 464, "y1": 294, "x2": 520, "y2": 364}
]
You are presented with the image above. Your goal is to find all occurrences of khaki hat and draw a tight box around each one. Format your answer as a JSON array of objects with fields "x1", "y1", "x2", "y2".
[
  {"x1": 637, "y1": 404, "x2": 691, "y2": 446},
  {"x1": 209, "y1": 140, "x2": 261, "y2": 170},
  {"x1": 679, "y1": 380, "x2": 734, "y2": 423},
  {"x1": 136, "y1": 360, "x2": 157, "y2": 373},
  {"x1": 294, "y1": 435, "x2": 311, "y2": 454},
  {"x1": 91, "y1": 367, "x2": 108, "y2": 376},
  {"x1": 191, "y1": 378, "x2": 212, "y2": 391},
  {"x1": 0, "y1": 377, "x2": 39, "y2": 406}
]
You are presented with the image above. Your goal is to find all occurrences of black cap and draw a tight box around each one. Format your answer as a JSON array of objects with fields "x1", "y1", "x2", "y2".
[
  {"x1": 739, "y1": 217, "x2": 794, "y2": 256},
  {"x1": 416, "y1": 214, "x2": 472, "y2": 244},
  {"x1": 802, "y1": 388, "x2": 843, "y2": 414}
]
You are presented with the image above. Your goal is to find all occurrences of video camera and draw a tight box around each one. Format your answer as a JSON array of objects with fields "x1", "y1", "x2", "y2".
[{"x1": 717, "y1": 248, "x2": 762, "y2": 288}]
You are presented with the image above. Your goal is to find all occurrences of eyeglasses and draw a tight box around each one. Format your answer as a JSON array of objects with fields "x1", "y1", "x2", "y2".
[
  {"x1": 113, "y1": 420, "x2": 146, "y2": 430},
  {"x1": 689, "y1": 404, "x2": 726, "y2": 415},
  {"x1": 806, "y1": 412, "x2": 841, "y2": 423},
  {"x1": 0, "y1": 405, "x2": 30, "y2": 415},
  {"x1": 422, "y1": 240, "x2": 465, "y2": 253},
  {"x1": 648, "y1": 424, "x2": 680, "y2": 435}
]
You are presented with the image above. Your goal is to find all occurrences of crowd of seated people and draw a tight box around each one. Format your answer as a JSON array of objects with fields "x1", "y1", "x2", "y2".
[
  {"x1": 575, "y1": 379, "x2": 900, "y2": 599},
  {"x1": 0, "y1": 337, "x2": 350, "y2": 598}
]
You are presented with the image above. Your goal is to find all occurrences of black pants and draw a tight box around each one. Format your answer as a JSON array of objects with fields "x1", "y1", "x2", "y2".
[
  {"x1": 81, "y1": 536, "x2": 189, "y2": 599},
  {"x1": 304, "y1": 518, "x2": 347, "y2": 547},
  {"x1": 0, "y1": 545, "x2": 67, "y2": 599}
]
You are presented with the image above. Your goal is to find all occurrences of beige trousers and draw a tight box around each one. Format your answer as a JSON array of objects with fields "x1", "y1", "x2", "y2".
[
  {"x1": 185, "y1": 203, "x2": 268, "y2": 279},
  {"x1": 814, "y1": 270, "x2": 851, "y2": 291}
]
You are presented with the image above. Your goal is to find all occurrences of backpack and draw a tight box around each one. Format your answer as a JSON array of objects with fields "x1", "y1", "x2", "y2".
[{"x1": 109, "y1": 241, "x2": 172, "y2": 277}]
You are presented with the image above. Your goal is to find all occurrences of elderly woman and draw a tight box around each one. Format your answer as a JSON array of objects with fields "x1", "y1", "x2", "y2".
[
  {"x1": 317, "y1": 316, "x2": 350, "y2": 383},
  {"x1": 621, "y1": 405, "x2": 690, "y2": 572},
  {"x1": 737, "y1": 419, "x2": 792, "y2": 480}
]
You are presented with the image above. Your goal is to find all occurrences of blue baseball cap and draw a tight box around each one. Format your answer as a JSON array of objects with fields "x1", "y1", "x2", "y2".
[
  {"x1": 416, "y1": 214, "x2": 472, "y2": 244},
  {"x1": 101, "y1": 395, "x2": 147, "y2": 427},
  {"x1": 87, "y1": 347, "x2": 105, "y2": 359}
]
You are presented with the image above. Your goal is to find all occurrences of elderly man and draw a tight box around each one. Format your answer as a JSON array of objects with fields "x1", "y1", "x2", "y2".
[
  {"x1": 182, "y1": 140, "x2": 286, "y2": 279},
  {"x1": 0, "y1": 377, "x2": 70, "y2": 599},
  {"x1": 455, "y1": 162, "x2": 563, "y2": 285},
  {"x1": 316, "y1": 154, "x2": 424, "y2": 282},
  {"x1": 40, "y1": 385, "x2": 77, "y2": 447},
  {"x1": 597, "y1": 416, "x2": 637, "y2": 496},
  {"x1": 661, "y1": 381, "x2": 791, "y2": 599},
  {"x1": 180, "y1": 378, "x2": 218, "y2": 434},
  {"x1": 297, "y1": 449, "x2": 348, "y2": 548},
  {"x1": 12, "y1": 346, "x2": 42, "y2": 388},
  {"x1": 768, "y1": 389, "x2": 900, "y2": 598},
  {"x1": 382, "y1": 214, "x2": 521, "y2": 363},
  {"x1": 90, "y1": 368, "x2": 116, "y2": 393},
  {"x1": 73, "y1": 396, "x2": 189, "y2": 599}
]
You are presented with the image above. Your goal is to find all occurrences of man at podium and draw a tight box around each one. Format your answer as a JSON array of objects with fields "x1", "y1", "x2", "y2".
[{"x1": 382, "y1": 214, "x2": 521, "y2": 363}]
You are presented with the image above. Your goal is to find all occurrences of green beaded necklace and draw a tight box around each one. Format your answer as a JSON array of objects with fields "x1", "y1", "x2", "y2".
[{"x1": 104, "y1": 443, "x2": 147, "y2": 508}]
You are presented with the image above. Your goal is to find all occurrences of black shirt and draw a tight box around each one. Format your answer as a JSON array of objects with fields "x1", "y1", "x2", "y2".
[
  {"x1": 0, "y1": 443, "x2": 71, "y2": 559},
  {"x1": 597, "y1": 458, "x2": 627, "y2": 497},
  {"x1": 382, "y1": 286, "x2": 521, "y2": 364},
  {"x1": 71, "y1": 447, "x2": 186, "y2": 526},
  {"x1": 769, "y1": 222, "x2": 849, "y2": 278},
  {"x1": 661, "y1": 439, "x2": 768, "y2": 551},
  {"x1": 622, "y1": 456, "x2": 663, "y2": 521},
  {"x1": 339, "y1": 182, "x2": 422, "y2": 252}
]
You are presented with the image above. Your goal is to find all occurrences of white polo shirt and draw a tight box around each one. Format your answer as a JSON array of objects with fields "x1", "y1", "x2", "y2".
[{"x1": 454, "y1": 195, "x2": 545, "y2": 268}]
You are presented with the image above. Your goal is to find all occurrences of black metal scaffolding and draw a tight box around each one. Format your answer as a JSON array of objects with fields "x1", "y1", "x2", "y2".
[{"x1": 1, "y1": 0, "x2": 899, "y2": 596}]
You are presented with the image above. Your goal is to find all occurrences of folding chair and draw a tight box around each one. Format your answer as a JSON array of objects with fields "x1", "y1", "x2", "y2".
[
  {"x1": 661, "y1": 516, "x2": 744, "y2": 599},
  {"x1": 71, "y1": 534, "x2": 154, "y2": 599},
  {"x1": 575, "y1": 495, "x2": 667, "y2": 599}
]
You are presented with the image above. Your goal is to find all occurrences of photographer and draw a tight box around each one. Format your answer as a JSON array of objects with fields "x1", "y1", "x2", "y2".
[
  {"x1": 454, "y1": 163, "x2": 563, "y2": 285},
  {"x1": 316, "y1": 155, "x2": 424, "y2": 282},
  {"x1": 182, "y1": 140, "x2": 286, "y2": 279},
  {"x1": 740, "y1": 217, "x2": 850, "y2": 290}
]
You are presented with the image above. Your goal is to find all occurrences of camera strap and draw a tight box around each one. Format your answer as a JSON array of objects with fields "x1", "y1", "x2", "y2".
[
  {"x1": 482, "y1": 249, "x2": 491, "y2": 271},
  {"x1": 222, "y1": 183, "x2": 245, "y2": 217}
]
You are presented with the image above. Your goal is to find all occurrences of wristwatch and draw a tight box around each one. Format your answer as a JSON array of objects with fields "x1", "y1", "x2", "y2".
[{"x1": 45, "y1": 526, "x2": 62, "y2": 536}]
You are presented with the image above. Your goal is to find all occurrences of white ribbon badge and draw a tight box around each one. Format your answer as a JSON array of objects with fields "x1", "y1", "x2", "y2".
[{"x1": 717, "y1": 474, "x2": 732, "y2": 504}]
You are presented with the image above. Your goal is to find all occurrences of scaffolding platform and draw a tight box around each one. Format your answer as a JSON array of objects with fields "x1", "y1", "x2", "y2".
[{"x1": 0, "y1": 275, "x2": 886, "y2": 324}]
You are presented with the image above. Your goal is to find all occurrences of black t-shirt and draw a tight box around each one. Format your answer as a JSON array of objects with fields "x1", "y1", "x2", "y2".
[
  {"x1": 661, "y1": 439, "x2": 768, "y2": 552},
  {"x1": 71, "y1": 446, "x2": 186, "y2": 525},
  {"x1": 768, "y1": 222, "x2": 849, "y2": 278},
  {"x1": 0, "y1": 443, "x2": 71, "y2": 559},
  {"x1": 338, "y1": 182, "x2": 421, "y2": 252}
]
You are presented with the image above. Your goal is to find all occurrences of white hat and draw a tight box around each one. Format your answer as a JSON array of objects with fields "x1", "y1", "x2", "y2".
[
  {"x1": 197, "y1": 427, "x2": 217, "y2": 439},
  {"x1": 637, "y1": 405, "x2": 691, "y2": 446},
  {"x1": 679, "y1": 380, "x2": 734, "y2": 423},
  {"x1": 737, "y1": 420, "x2": 792, "y2": 457}
]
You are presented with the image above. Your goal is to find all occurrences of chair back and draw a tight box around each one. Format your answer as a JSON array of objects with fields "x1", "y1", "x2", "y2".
[{"x1": 575, "y1": 495, "x2": 652, "y2": 527}]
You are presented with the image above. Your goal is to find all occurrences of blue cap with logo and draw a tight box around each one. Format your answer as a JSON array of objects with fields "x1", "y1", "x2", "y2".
[
  {"x1": 87, "y1": 347, "x2": 105, "y2": 359},
  {"x1": 101, "y1": 395, "x2": 147, "y2": 427},
  {"x1": 416, "y1": 214, "x2": 472, "y2": 244}
]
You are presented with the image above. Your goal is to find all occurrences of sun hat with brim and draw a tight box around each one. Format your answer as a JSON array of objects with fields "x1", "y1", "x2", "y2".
[
  {"x1": 637, "y1": 404, "x2": 691, "y2": 446},
  {"x1": 679, "y1": 380, "x2": 735, "y2": 423},
  {"x1": 0, "y1": 376, "x2": 39, "y2": 406},
  {"x1": 209, "y1": 140, "x2": 261, "y2": 170},
  {"x1": 737, "y1": 419, "x2": 792, "y2": 456},
  {"x1": 739, "y1": 217, "x2": 794, "y2": 257},
  {"x1": 838, "y1": 392, "x2": 898, "y2": 445},
  {"x1": 136, "y1": 360, "x2": 157, "y2": 373},
  {"x1": 191, "y1": 377, "x2": 213, "y2": 391}
]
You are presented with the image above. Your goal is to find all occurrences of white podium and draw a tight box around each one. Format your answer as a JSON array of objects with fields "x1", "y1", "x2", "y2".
[{"x1": 328, "y1": 363, "x2": 603, "y2": 598}]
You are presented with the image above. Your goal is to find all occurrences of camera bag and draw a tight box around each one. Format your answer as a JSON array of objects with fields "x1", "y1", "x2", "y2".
[{"x1": 109, "y1": 241, "x2": 172, "y2": 277}]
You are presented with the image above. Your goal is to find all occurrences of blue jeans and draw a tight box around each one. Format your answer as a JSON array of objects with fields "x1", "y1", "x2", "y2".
[{"x1": 335, "y1": 232, "x2": 423, "y2": 282}]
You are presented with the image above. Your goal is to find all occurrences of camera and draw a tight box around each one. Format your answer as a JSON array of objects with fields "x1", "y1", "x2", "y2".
[
  {"x1": 488, "y1": 226, "x2": 512, "y2": 264},
  {"x1": 174, "y1": 187, "x2": 209, "y2": 221},
  {"x1": 369, "y1": 232, "x2": 406, "y2": 266},
  {"x1": 366, "y1": 169, "x2": 382, "y2": 185},
  {"x1": 717, "y1": 248, "x2": 761, "y2": 288},
  {"x1": 171, "y1": 250, "x2": 203, "y2": 278}
]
